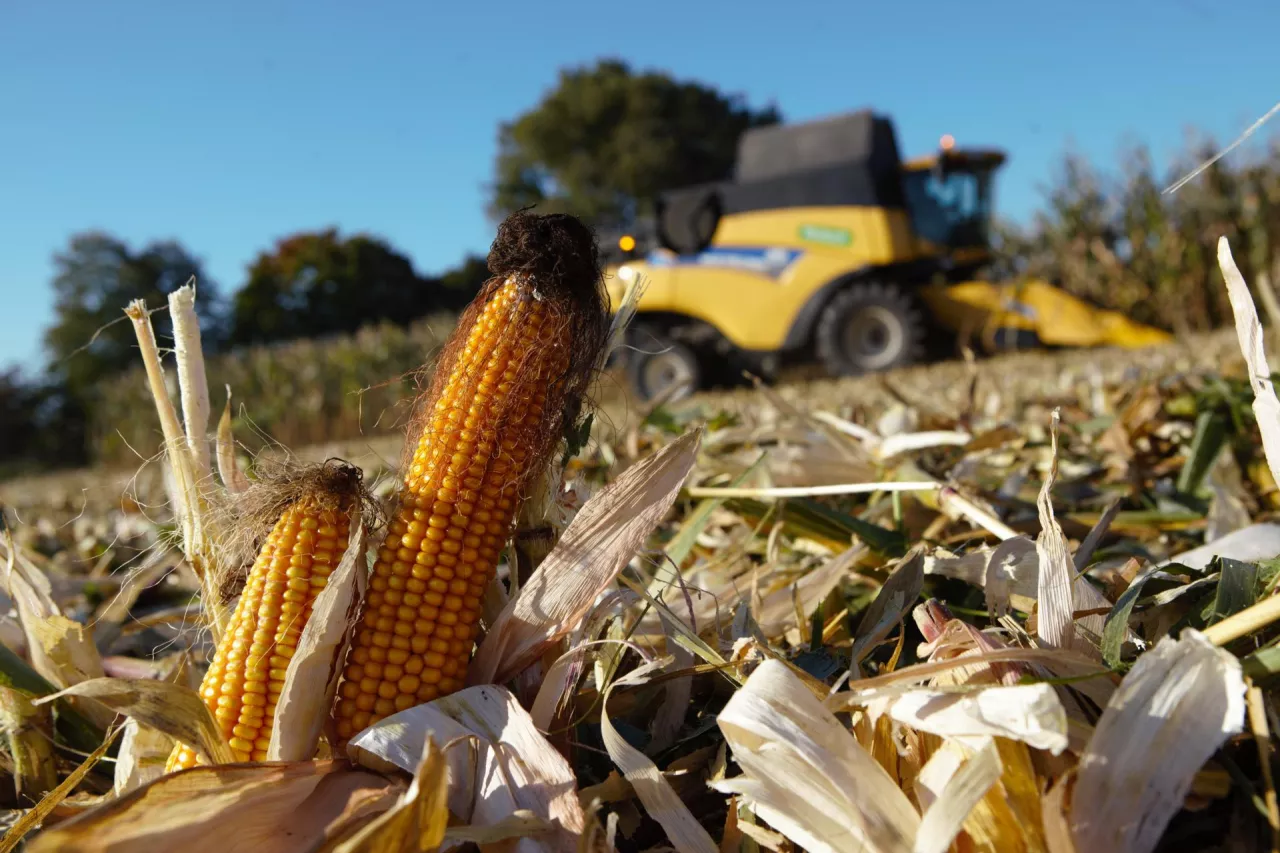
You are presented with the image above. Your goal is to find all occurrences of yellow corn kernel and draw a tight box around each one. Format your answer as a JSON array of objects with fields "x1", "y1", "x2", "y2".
[
  {"x1": 331, "y1": 275, "x2": 577, "y2": 741},
  {"x1": 166, "y1": 496, "x2": 352, "y2": 771}
]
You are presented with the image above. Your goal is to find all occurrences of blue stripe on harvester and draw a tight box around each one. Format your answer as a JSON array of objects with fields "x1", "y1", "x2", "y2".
[{"x1": 647, "y1": 246, "x2": 804, "y2": 279}]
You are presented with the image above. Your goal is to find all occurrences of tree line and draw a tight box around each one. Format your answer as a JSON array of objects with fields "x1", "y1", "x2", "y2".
[
  {"x1": 0, "y1": 230, "x2": 496, "y2": 478},
  {"x1": 3, "y1": 57, "x2": 1278, "y2": 478}
]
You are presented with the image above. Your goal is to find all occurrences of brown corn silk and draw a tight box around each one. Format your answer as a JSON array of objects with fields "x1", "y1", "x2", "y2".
[
  {"x1": 331, "y1": 211, "x2": 608, "y2": 741},
  {"x1": 167, "y1": 462, "x2": 364, "y2": 770}
]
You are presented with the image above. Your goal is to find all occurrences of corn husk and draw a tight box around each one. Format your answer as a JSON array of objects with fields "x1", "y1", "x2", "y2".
[
  {"x1": 24, "y1": 760, "x2": 401, "y2": 853},
  {"x1": 348, "y1": 684, "x2": 584, "y2": 852},
  {"x1": 1068, "y1": 629, "x2": 1246, "y2": 852},
  {"x1": 34, "y1": 677, "x2": 233, "y2": 766},
  {"x1": 712, "y1": 659, "x2": 920, "y2": 853},
  {"x1": 469, "y1": 426, "x2": 703, "y2": 687}
]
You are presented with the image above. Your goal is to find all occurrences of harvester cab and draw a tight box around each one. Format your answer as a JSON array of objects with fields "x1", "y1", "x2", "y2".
[
  {"x1": 603, "y1": 109, "x2": 1171, "y2": 402},
  {"x1": 900, "y1": 140, "x2": 1006, "y2": 273}
]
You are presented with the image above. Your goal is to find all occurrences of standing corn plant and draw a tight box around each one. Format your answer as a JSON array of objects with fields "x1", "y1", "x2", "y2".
[{"x1": 330, "y1": 210, "x2": 611, "y2": 741}]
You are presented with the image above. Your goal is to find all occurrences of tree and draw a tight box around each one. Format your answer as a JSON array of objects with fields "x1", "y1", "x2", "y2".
[
  {"x1": 0, "y1": 369, "x2": 90, "y2": 476},
  {"x1": 489, "y1": 58, "x2": 781, "y2": 228},
  {"x1": 44, "y1": 232, "x2": 223, "y2": 402},
  {"x1": 228, "y1": 229, "x2": 451, "y2": 346},
  {"x1": 0, "y1": 369, "x2": 41, "y2": 477},
  {"x1": 436, "y1": 254, "x2": 492, "y2": 312}
]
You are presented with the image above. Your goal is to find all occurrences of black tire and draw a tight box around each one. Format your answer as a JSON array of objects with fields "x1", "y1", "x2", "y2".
[
  {"x1": 814, "y1": 281, "x2": 927, "y2": 377},
  {"x1": 626, "y1": 326, "x2": 703, "y2": 403}
]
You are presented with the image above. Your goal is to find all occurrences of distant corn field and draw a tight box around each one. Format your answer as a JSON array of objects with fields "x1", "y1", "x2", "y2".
[
  {"x1": 94, "y1": 313, "x2": 461, "y2": 466},
  {"x1": 997, "y1": 135, "x2": 1280, "y2": 335}
]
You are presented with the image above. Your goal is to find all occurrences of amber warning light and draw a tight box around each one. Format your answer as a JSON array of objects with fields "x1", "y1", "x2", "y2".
[{"x1": 619, "y1": 235, "x2": 637, "y2": 252}]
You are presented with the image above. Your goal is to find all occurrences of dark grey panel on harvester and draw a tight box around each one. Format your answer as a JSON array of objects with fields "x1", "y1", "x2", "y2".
[
  {"x1": 654, "y1": 110, "x2": 910, "y2": 252},
  {"x1": 657, "y1": 182, "x2": 726, "y2": 255},
  {"x1": 721, "y1": 164, "x2": 904, "y2": 212},
  {"x1": 734, "y1": 110, "x2": 903, "y2": 183}
]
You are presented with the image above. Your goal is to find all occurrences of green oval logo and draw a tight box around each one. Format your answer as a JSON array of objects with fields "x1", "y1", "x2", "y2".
[{"x1": 798, "y1": 224, "x2": 852, "y2": 246}]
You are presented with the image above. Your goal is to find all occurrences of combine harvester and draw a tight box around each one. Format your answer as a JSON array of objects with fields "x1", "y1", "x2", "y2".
[{"x1": 599, "y1": 109, "x2": 1171, "y2": 401}]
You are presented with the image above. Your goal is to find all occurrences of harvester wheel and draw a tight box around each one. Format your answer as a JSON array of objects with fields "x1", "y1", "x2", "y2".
[
  {"x1": 625, "y1": 326, "x2": 703, "y2": 404},
  {"x1": 815, "y1": 281, "x2": 926, "y2": 377}
]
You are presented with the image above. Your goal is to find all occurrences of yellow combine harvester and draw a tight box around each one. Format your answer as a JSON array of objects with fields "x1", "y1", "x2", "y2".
[{"x1": 599, "y1": 109, "x2": 1171, "y2": 401}]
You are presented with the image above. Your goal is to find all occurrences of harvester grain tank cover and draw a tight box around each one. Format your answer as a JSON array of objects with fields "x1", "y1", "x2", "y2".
[{"x1": 647, "y1": 246, "x2": 804, "y2": 279}]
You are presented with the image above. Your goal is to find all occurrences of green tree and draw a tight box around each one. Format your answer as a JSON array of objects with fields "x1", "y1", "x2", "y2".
[
  {"x1": 0, "y1": 369, "x2": 42, "y2": 477},
  {"x1": 0, "y1": 368, "x2": 92, "y2": 476},
  {"x1": 229, "y1": 229, "x2": 444, "y2": 346},
  {"x1": 44, "y1": 232, "x2": 222, "y2": 403},
  {"x1": 436, "y1": 254, "x2": 491, "y2": 312},
  {"x1": 489, "y1": 58, "x2": 781, "y2": 227}
]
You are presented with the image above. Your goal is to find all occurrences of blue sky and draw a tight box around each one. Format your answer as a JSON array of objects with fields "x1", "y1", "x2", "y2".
[{"x1": 2, "y1": 0, "x2": 1277, "y2": 373}]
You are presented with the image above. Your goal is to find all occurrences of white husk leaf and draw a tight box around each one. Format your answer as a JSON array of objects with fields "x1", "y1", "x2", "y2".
[
  {"x1": 1069, "y1": 629, "x2": 1246, "y2": 853},
  {"x1": 1218, "y1": 236, "x2": 1280, "y2": 487},
  {"x1": 469, "y1": 426, "x2": 702, "y2": 687},
  {"x1": 712, "y1": 658, "x2": 920, "y2": 853},
  {"x1": 912, "y1": 737, "x2": 1003, "y2": 853},
  {"x1": 1035, "y1": 409, "x2": 1075, "y2": 650},
  {"x1": 875, "y1": 430, "x2": 972, "y2": 460},
  {"x1": 937, "y1": 487, "x2": 1021, "y2": 541},
  {"x1": 348, "y1": 684, "x2": 584, "y2": 852},
  {"x1": 0, "y1": 535, "x2": 117, "y2": 731},
  {"x1": 113, "y1": 717, "x2": 174, "y2": 796},
  {"x1": 328, "y1": 735, "x2": 449, "y2": 853},
  {"x1": 600, "y1": 656, "x2": 719, "y2": 853},
  {"x1": 35, "y1": 676, "x2": 235, "y2": 765},
  {"x1": 924, "y1": 534, "x2": 1125, "y2": 646},
  {"x1": 445, "y1": 810, "x2": 553, "y2": 846},
  {"x1": 215, "y1": 387, "x2": 250, "y2": 494},
  {"x1": 856, "y1": 683, "x2": 1069, "y2": 755}
]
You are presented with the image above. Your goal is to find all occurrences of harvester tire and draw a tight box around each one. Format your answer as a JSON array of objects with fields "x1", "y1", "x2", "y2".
[
  {"x1": 815, "y1": 281, "x2": 926, "y2": 377},
  {"x1": 625, "y1": 326, "x2": 703, "y2": 404}
]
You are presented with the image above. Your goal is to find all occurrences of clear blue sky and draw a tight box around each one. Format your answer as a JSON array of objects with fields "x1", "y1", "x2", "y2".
[{"x1": 2, "y1": 0, "x2": 1277, "y2": 374}]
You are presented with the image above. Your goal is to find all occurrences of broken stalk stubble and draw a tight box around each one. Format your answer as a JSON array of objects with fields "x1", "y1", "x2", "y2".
[{"x1": 331, "y1": 211, "x2": 609, "y2": 741}]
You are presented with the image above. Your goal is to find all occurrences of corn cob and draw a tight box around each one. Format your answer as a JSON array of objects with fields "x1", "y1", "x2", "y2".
[
  {"x1": 167, "y1": 472, "x2": 359, "y2": 770},
  {"x1": 331, "y1": 211, "x2": 607, "y2": 740}
]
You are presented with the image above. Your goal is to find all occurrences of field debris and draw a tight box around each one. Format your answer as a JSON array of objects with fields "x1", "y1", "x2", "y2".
[{"x1": 4, "y1": 232, "x2": 1280, "y2": 852}]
